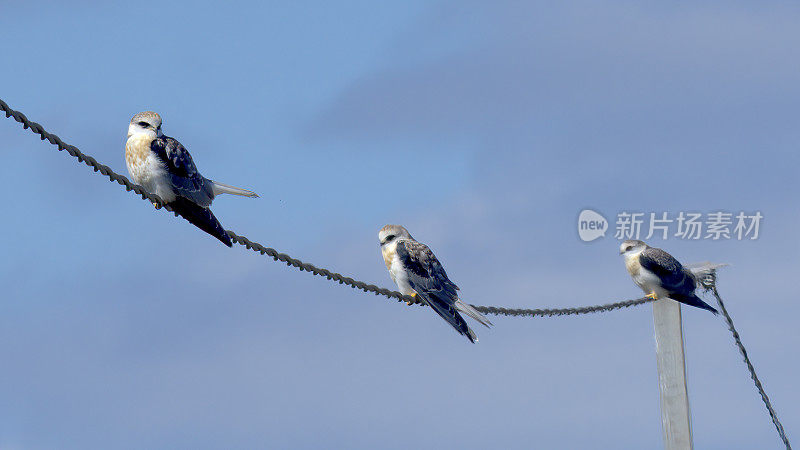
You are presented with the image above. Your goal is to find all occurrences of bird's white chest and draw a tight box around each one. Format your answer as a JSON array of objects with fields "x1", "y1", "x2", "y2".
[
  {"x1": 633, "y1": 268, "x2": 662, "y2": 291},
  {"x1": 125, "y1": 135, "x2": 175, "y2": 202},
  {"x1": 382, "y1": 242, "x2": 416, "y2": 296},
  {"x1": 626, "y1": 254, "x2": 664, "y2": 294}
]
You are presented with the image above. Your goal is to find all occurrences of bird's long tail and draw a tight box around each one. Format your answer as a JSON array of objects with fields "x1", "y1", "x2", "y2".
[
  {"x1": 671, "y1": 293, "x2": 719, "y2": 315},
  {"x1": 455, "y1": 299, "x2": 493, "y2": 328},
  {"x1": 168, "y1": 197, "x2": 233, "y2": 247},
  {"x1": 210, "y1": 180, "x2": 259, "y2": 198},
  {"x1": 421, "y1": 292, "x2": 478, "y2": 343}
]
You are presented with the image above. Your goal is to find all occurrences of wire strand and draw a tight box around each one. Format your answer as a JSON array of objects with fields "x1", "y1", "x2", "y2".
[
  {"x1": 712, "y1": 287, "x2": 791, "y2": 449},
  {"x1": 227, "y1": 230, "x2": 655, "y2": 314},
  {"x1": 2, "y1": 97, "x2": 791, "y2": 447},
  {"x1": 0, "y1": 97, "x2": 654, "y2": 317}
]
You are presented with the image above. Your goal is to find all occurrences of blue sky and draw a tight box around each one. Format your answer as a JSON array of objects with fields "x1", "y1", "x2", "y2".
[{"x1": 1, "y1": 1, "x2": 798, "y2": 448}]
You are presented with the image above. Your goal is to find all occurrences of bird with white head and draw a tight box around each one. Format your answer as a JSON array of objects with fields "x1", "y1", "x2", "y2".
[{"x1": 125, "y1": 111, "x2": 258, "y2": 246}]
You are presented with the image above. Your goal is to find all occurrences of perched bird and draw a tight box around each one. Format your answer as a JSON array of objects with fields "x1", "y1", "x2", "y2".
[
  {"x1": 379, "y1": 225, "x2": 492, "y2": 343},
  {"x1": 619, "y1": 239, "x2": 718, "y2": 314},
  {"x1": 125, "y1": 111, "x2": 258, "y2": 246}
]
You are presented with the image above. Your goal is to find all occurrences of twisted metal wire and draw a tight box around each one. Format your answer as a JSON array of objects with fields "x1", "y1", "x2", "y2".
[
  {"x1": 0, "y1": 99, "x2": 174, "y2": 210},
  {"x1": 3, "y1": 97, "x2": 792, "y2": 445},
  {"x1": 227, "y1": 230, "x2": 415, "y2": 304},
  {"x1": 711, "y1": 286, "x2": 791, "y2": 449},
  {"x1": 473, "y1": 296, "x2": 654, "y2": 317},
  {"x1": 228, "y1": 230, "x2": 654, "y2": 314},
  {"x1": 1, "y1": 97, "x2": 655, "y2": 317}
]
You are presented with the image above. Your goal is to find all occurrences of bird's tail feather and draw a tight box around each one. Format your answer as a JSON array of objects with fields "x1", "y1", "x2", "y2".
[
  {"x1": 169, "y1": 197, "x2": 233, "y2": 247},
  {"x1": 422, "y1": 292, "x2": 477, "y2": 343},
  {"x1": 455, "y1": 300, "x2": 493, "y2": 328},
  {"x1": 210, "y1": 180, "x2": 259, "y2": 198},
  {"x1": 671, "y1": 293, "x2": 719, "y2": 315}
]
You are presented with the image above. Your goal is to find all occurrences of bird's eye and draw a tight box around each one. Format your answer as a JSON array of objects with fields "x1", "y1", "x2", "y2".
[
  {"x1": 384, "y1": 234, "x2": 395, "y2": 242},
  {"x1": 625, "y1": 246, "x2": 632, "y2": 252},
  {"x1": 138, "y1": 121, "x2": 149, "y2": 128}
]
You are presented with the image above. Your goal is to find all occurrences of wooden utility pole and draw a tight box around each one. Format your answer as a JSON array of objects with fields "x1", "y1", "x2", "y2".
[{"x1": 653, "y1": 298, "x2": 693, "y2": 449}]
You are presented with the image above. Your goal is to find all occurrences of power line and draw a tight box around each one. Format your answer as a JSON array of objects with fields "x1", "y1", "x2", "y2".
[
  {"x1": 712, "y1": 287, "x2": 791, "y2": 449},
  {"x1": 1, "y1": 98, "x2": 791, "y2": 447},
  {"x1": 227, "y1": 230, "x2": 656, "y2": 315},
  {"x1": 0, "y1": 97, "x2": 653, "y2": 317}
]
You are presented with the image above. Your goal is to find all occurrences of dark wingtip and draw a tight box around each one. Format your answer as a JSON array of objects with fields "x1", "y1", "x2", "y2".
[
  {"x1": 168, "y1": 197, "x2": 233, "y2": 247},
  {"x1": 699, "y1": 299, "x2": 719, "y2": 315},
  {"x1": 420, "y1": 292, "x2": 480, "y2": 343},
  {"x1": 675, "y1": 293, "x2": 719, "y2": 315},
  {"x1": 466, "y1": 332, "x2": 477, "y2": 344}
]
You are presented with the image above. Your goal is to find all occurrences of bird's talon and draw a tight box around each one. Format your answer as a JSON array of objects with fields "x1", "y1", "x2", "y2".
[{"x1": 646, "y1": 292, "x2": 658, "y2": 300}]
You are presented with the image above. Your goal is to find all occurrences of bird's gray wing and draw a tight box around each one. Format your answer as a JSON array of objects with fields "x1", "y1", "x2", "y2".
[
  {"x1": 639, "y1": 247, "x2": 697, "y2": 295},
  {"x1": 395, "y1": 240, "x2": 459, "y2": 300},
  {"x1": 395, "y1": 240, "x2": 475, "y2": 342},
  {"x1": 151, "y1": 136, "x2": 214, "y2": 206}
]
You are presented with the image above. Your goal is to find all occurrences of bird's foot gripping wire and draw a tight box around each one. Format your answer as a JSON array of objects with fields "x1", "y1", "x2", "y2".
[
  {"x1": 406, "y1": 292, "x2": 417, "y2": 306},
  {"x1": 646, "y1": 292, "x2": 659, "y2": 300}
]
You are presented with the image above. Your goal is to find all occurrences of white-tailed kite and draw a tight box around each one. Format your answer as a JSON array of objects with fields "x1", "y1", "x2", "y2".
[
  {"x1": 125, "y1": 111, "x2": 258, "y2": 246},
  {"x1": 379, "y1": 224, "x2": 492, "y2": 343},
  {"x1": 620, "y1": 239, "x2": 718, "y2": 314}
]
